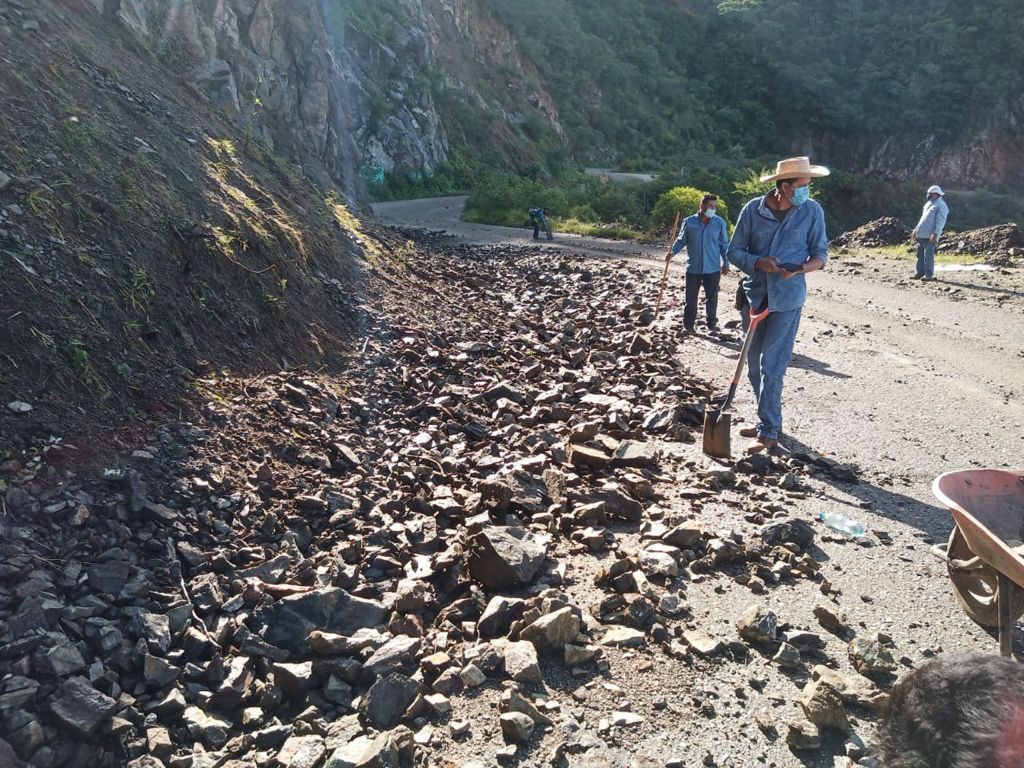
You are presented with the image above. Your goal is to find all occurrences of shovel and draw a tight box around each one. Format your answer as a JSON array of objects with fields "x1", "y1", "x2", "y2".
[{"x1": 702, "y1": 304, "x2": 771, "y2": 458}]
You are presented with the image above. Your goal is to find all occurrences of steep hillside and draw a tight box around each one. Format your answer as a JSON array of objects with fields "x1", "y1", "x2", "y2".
[
  {"x1": 0, "y1": 1, "x2": 394, "y2": 453},
  {"x1": 481, "y1": 0, "x2": 1024, "y2": 189},
  {"x1": 18, "y1": 1, "x2": 1020, "y2": 201}
]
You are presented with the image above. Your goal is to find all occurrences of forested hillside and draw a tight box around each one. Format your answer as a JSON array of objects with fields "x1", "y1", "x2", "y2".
[{"x1": 481, "y1": 0, "x2": 1024, "y2": 188}]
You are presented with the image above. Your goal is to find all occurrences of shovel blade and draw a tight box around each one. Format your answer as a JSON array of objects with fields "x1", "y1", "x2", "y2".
[{"x1": 702, "y1": 410, "x2": 732, "y2": 458}]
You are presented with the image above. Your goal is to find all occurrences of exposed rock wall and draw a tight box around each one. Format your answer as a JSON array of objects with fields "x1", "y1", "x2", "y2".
[
  {"x1": 87, "y1": 0, "x2": 459, "y2": 191},
  {"x1": 86, "y1": 0, "x2": 563, "y2": 191}
]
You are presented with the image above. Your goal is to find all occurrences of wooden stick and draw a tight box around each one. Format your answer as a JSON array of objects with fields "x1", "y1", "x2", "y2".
[{"x1": 654, "y1": 210, "x2": 682, "y2": 320}]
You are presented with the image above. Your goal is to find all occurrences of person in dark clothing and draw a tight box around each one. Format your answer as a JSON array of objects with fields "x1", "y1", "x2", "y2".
[{"x1": 529, "y1": 207, "x2": 553, "y2": 240}]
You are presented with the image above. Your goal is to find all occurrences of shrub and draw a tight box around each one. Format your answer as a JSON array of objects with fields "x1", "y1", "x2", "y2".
[{"x1": 651, "y1": 186, "x2": 731, "y2": 231}]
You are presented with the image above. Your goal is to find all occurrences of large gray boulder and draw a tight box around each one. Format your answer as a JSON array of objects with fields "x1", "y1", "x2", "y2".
[
  {"x1": 466, "y1": 526, "x2": 547, "y2": 589},
  {"x1": 254, "y1": 588, "x2": 385, "y2": 652}
]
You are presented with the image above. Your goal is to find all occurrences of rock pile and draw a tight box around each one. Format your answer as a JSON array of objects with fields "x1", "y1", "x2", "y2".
[
  {"x1": 0, "y1": 245, "x2": 708, "y2": 767},
  {"x1": 0, "y1": 239, "x2": 891, "y2": 767},
  {"x1": 831, "y1": 218, "x2": 911, "y2": 249},
  {"x1": 936, "y1": 223, "x2": 1024, "y2": 262}
]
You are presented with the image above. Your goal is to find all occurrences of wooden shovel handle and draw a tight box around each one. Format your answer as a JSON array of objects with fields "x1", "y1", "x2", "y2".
[
  {"x1": 720, "y1": 305, "x2": 770, "y2": 412},
  {"x1": 654, "y1": 211, "x2": 682, "y2": 319}
]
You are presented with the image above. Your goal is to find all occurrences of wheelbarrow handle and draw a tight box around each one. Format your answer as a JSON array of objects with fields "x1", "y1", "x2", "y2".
[{"x1": 929, "y1": 541, "x2": 984, "y2": 571}]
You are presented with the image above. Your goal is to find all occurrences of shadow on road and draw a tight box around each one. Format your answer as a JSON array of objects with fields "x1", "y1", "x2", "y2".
[
  {"x1": 700, "y1": 332, "x2": 852, "y2": 380},
  {"x1": 931, "y1": 277, "x2": 1024, "y2": 300},
  {"x1": 782, "y1": 433, "x2": 951, "y2": 540}
]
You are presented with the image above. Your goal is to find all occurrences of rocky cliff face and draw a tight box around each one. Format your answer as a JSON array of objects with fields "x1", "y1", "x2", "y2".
[
  {"x1": 87, "y1": 0, "x2": 558, "y2": 194},
  {"x1": 798, "y1": 91, "x2": 1024, "y2": 191},
  {"x1": 88, "y1": 0, "x2": 360, "y2": 193}
]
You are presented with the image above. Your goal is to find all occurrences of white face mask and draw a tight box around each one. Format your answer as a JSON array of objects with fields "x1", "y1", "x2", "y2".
[{"x1": 704, "y1": 207, "x2": 716, "y2": 218}]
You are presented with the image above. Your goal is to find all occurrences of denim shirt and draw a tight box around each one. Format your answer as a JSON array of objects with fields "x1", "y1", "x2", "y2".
[
  {"x1": 914, "y1": 197, "x2": 949, "y2": 240},
  {"x1": 671, "y1": 213, "x2": 730, "y2": 274},
  {"x1": 727, "y1": 195, "x2": 829, "y2": 313}
]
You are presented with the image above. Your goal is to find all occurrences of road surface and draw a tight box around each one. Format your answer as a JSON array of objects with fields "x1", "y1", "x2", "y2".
[
  {"x1": 373, "y1": 196, "x2": 1024, "y2": 520},
  {"x1": 374, "y1": 195, "x2": 1024, "y2": 765}
]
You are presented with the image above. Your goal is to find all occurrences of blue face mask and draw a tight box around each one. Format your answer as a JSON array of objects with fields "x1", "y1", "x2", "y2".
[
  {"x1": 704, "y1": 207, "x2": 716, "y2": 218},
  {"x1": 789, "y1": 184, "x2": 811, "y2": 206}
]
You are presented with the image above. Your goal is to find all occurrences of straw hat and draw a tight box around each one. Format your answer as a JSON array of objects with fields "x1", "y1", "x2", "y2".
[{"x1": 759, "y1": 157, "x2": 830, "y2": 183}]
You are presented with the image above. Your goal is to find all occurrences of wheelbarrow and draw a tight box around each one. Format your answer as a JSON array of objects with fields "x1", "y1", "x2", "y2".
[{"x1": 931, "y1": 469, "x2": 1024, "y2": 657}]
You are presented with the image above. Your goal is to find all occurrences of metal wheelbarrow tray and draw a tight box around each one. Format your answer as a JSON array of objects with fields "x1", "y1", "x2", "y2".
[{"x1": 932, "y1": 469, "x2": 1024, "y2": 657}]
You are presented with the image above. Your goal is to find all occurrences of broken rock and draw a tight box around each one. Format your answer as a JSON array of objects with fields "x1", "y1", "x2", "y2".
[
  {"x1": 786, "y1": 719, "x2": 822, "y2": 751},
  {"x1": 466, "y1": 526, "x2": 548, "y2": 589},
  {"x1": 848, "y1": 639, "x2": 896, "y2": 680},
  {"x1": 814, "y1": 604, "x2": 851, "y2": 636},
  {"x1": 568, "y1": 444, "x2": 613, "y2": 470},
  {"x1": 600, "y1": 626, "x2": 646, "y2": 649},
  {"x1": 183, "y1": 706, "x2": 232, "y2": 749},
  {"x1": 478, "y1": 596, "x2": 527, "y2": 638},
  {"x1": 277, "y1": 734, "x2": 327, "y2": 768},
  {"x1": 811, "y1": 665, "x2": 888, "y2": 711},
  {"x1": 49, "y1": 677, "x2": 118, "y2": 736},
  {"x1": 799, "y1": 680, "x2": 852, "y2": 733},
  {"x1": 324, "y1": 731, "x2": 400, "y2": 768},
  {"x1": 254, "y1": 588, "x2": 385, "y2": 652},
  {"x1": 612, "y1": 441, "x2": 659, "y2": 468},
  {"x1": 761, "y1": 518, "x2": 815, "y2": 549},
  {"x1": 736, "y1": 605, "x2": 778, "y2": 645},
  {"x1": 360, "y1": 673, "x2": 420, "y2": 729},
  {"x1": 500, "y1": 712, "x2": 535, "y2": 743},
  {"x1": 519, "y1": 607, "x2": 582, "y2": 653},
  {"x1": 502, "y1": 640, "x2": 542, "y2": 684}
]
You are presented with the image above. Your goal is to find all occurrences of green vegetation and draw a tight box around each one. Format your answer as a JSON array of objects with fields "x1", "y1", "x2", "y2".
[
  {"x1": 478, "y1": 0, "x2": 1024, "y2": 177},
  {"x1": 466, "y1": 172, "x2": 738, "y2": 239},
  {"x1": 338, "y1": 0, "x2": 1023, "y2": 238},
  {"x1": 651, "y1": 187, "x2": 730, "y2": 231},
  {"x1": 460, "y1": 0, "x2": 1023, "y2": 238}
]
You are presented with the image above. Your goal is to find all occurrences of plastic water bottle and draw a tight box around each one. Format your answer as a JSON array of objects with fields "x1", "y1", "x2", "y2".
[{"x1": 818, "y1": 511, "x2": 867, "y2": 538}]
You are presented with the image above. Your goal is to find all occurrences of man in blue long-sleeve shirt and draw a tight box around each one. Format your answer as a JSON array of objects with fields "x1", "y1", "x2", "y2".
[
  {"x1": 911, "y1": 185, "x2": 949, "y2": 280},
  {"x1": 727, "y1": 157, "x2": 830, "y2": 454},
  {"x1": 670, "y1": 194, "x2": 730, "y2": 333}
]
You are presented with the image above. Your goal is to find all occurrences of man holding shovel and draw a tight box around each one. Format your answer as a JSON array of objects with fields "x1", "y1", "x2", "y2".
[{"x1": 727, "y1": 157, "x2": 829, "y2": 454}]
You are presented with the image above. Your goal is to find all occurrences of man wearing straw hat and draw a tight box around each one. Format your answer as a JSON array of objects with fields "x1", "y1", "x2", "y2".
[{"x1": 727, "y1": 157, "x2": 829, "y2": 454}]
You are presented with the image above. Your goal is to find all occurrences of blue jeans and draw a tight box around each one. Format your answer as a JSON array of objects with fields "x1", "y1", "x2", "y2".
[
  {"x1": 747, "y1": 307, "x2": 802, "y2": 441},
  {"x1": 916, "y1": 238, "x2": 936, "y2": 277},
  {"x1": 684, "y1": 271, "x2": 721, "y2": 329}
]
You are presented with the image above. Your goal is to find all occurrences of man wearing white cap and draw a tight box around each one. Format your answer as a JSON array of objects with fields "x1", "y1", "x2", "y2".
[
  {"x1": 911, "y1": 185, "x2": 949, "y2": 280},
  {"x1": 727, "y1": 157, "x2": 829, "y2": 454}
]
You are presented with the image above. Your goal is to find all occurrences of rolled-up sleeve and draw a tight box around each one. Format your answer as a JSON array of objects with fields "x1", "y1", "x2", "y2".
[{"x1": 727, "y1": 202, "x2": 758, "y2": 274}]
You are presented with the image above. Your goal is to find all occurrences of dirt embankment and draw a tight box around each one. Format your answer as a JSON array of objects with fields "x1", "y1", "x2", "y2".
[{"x1": 0, "y1": 3, "x2": 384, "y2": 458}]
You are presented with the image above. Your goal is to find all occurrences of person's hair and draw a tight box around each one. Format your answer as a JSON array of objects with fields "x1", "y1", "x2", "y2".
[
  {"x1": 879, "y1": 652, "x2": 1024, "y2": 768},
  {"x1": 701, "y1": 194, "x2": 718, "y2": 205}
]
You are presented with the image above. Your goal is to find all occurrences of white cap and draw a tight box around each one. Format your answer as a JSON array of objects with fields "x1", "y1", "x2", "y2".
[{"x1": 926, "y1": 185, "x2": 945, "y2": 196}]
